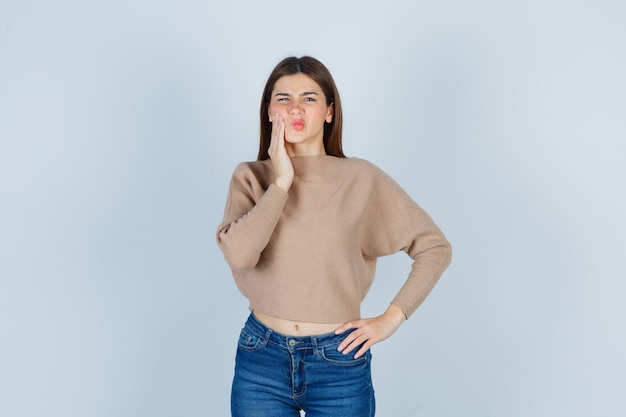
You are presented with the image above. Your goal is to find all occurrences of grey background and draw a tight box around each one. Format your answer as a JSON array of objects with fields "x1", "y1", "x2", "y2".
[{"x1": 1, "y1": 0, "x2": 625, "y2": 416}]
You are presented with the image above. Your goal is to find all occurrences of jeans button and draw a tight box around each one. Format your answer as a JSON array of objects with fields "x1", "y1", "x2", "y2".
[{"x1": 288, "y1": 339, "x2": 296, "y2": 347}]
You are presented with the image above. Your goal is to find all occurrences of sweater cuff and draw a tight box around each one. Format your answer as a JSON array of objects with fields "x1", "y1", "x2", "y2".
[
  {"x1": 390, "y1": 303, "x2": 408, "y2": 320},
  {"x1": 264, "y1": 183, "x2": 289, "y2": 210}
]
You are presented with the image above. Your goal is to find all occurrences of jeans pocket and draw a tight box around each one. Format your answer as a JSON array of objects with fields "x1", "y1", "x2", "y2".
[
  {"x1": 320, "y1": 345, "x2": 369, "y2": 366},
  {"x1": 237, "y1": 328, "x2": 263, "y2": 352}
]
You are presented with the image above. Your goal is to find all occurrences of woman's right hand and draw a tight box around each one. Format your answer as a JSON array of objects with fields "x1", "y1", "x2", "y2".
[{"x1": 268, "y1": 113, "x2": 294, "y2": 191}]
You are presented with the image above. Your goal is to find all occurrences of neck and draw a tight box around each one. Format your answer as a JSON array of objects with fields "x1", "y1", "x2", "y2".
[{"x1": 285, "y1": 142, "x2": 326, "y2": 157}]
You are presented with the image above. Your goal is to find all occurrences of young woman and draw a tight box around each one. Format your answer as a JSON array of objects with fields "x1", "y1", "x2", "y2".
[{"x1": 217, "y1": 56, "x2": 451, "y2": 417}]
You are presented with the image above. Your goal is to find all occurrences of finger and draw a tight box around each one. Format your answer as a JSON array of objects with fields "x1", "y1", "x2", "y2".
[
  {"x1": 353, "y1": 342, "x2": 372, "y2": 359},
  {"x1": 334, "y1": 321, "x2": 355, "y2": 335},
  {"x1": 270, "y1": 114, "x2": 285, "y2": 154},
  {"x1": 272, "y1": 113, "x2": 282, "y2": 132},
  {"x1": 277, "y1": 114, "x2": 285, "y2": 146},
  {"x1": 270, "y1": 113, "x2": 279, "y2": 136},
  {"x1": 340, "y1": 331, "x2": 368, "y2": 354},
  {"x1": 337, "y1": 332, "x2": 357, "y2": 352}
]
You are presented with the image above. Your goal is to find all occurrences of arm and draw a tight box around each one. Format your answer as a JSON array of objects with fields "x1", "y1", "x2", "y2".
[
  {"x1": 216, "y1": 113, "x2": 295, "y2": 270},
  {"x1": 336, "y1": 238, "x2": 451, "y2": 359},
  {"x1": 216, "y1": 180, "x2": 288, "y2": 270},
  {"x1": 335, "y1": 304, "x2": 406, "y2": 359},
  {"x1": 336, "y1": 163, "x2": 452, "y2": 357}
]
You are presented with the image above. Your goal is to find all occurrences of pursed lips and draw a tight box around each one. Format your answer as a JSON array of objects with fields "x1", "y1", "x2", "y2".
[{"x1": 291, "y1": 119, "x2": 305, "y2": 131}]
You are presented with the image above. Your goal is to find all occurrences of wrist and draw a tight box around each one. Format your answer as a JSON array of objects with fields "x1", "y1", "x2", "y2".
[
  {"x1": 384, "y1": 304, "x2": 407, "y2": 326},
  {"x1": 274, "y1": 176, "x2": 292, "y2": 192}
]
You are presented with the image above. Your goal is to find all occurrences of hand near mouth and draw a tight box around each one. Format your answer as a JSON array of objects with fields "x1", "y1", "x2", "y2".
[{"x1": 268, "y1": 113, "x2": 294, "y2": 192}]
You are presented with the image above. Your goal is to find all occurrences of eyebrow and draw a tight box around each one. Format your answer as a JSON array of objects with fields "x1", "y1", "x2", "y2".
[{"x1": 273, "y1": 91, "x2": 320, "y2": 97}]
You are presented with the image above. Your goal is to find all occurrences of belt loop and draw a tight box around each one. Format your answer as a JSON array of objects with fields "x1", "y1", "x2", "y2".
[
  {"x1": 311, "y1": 336, "x2": 320, "y2": 355},
  {"x1": 261, "y1": 328, "x2": 272, "y2": 348}
]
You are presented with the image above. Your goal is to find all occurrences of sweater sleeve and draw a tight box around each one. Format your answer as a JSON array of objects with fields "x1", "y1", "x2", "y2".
[
  {"x1": 361, "y1": 163, "x2": 452, "y2": 319},
  {"x1": 216, "y1": 163, "x2": 289, "y2": 270}
]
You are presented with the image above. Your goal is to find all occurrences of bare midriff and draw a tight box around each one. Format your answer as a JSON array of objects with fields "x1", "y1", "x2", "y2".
[{"x1": 253, "y1": 310, "x2": 344, "y2": 337}]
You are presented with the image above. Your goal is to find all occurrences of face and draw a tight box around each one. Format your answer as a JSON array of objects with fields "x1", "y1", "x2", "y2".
[{"x1": 268, "y1": 73, "x2": 334, "y2": 152}]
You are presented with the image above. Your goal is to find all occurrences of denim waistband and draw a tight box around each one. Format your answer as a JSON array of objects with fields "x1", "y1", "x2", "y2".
[{"x1": 244, "y1": 312, "x2": 351, "y2": 352}]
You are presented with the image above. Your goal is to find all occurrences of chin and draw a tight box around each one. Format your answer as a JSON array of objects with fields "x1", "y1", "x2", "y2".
[{"x1": 284, "y1": 135, "x2": 305, "y2": 144}]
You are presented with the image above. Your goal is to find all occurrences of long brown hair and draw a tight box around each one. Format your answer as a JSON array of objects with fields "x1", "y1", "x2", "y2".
[{"x1": 257, "y1": 56, "x2": 345, "y2": 160}]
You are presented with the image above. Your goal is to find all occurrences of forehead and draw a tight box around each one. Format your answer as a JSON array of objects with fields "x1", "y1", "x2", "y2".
[{"x1": 272, "y1": 73, "x2": 323, "y2": 94}]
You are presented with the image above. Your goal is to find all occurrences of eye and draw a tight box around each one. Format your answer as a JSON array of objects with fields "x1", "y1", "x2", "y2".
[
  {"x1": 304, "y1": 97, "x2": 316, "y2": 102},
  {"x1": 277, "y1": 97, "x2": 289, "y2": 102}
]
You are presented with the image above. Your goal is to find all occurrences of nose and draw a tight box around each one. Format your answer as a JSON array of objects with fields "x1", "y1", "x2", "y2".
[{"x1": 288, "y1": 102, "x2": 303, "y2": 116}]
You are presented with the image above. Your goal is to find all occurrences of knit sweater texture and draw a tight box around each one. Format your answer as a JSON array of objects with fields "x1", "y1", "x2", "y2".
[{"x1": 216, "y1": 155, "x2": 451, "y2": 323}]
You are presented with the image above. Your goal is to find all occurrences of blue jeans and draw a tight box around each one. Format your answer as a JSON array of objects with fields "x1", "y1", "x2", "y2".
[{"x1": 231, "y1": 313, "x2": 376, "y2": 417}]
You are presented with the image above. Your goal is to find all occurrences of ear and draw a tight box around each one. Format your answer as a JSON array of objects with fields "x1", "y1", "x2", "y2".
[{"x1": 325, "y1": 103, "x2": 334, "y2": 123}]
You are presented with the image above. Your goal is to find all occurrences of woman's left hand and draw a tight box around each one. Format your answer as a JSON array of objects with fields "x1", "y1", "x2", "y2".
[{"x1": 335, "y1": 304, "x2": 406, "y2": 359}]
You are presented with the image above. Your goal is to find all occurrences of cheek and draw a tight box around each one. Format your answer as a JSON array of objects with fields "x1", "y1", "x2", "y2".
[
  {"x1": 311, "y1": 108, "x2": 330, "y2": 123},
  {"x1": 268, "y1": 104, "x2": 287, "y2": 116}
]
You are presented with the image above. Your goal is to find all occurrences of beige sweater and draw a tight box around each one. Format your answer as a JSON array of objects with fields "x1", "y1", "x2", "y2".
[{"x1": 216, "y1": 155, "x2": 451, "y2": 323}]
